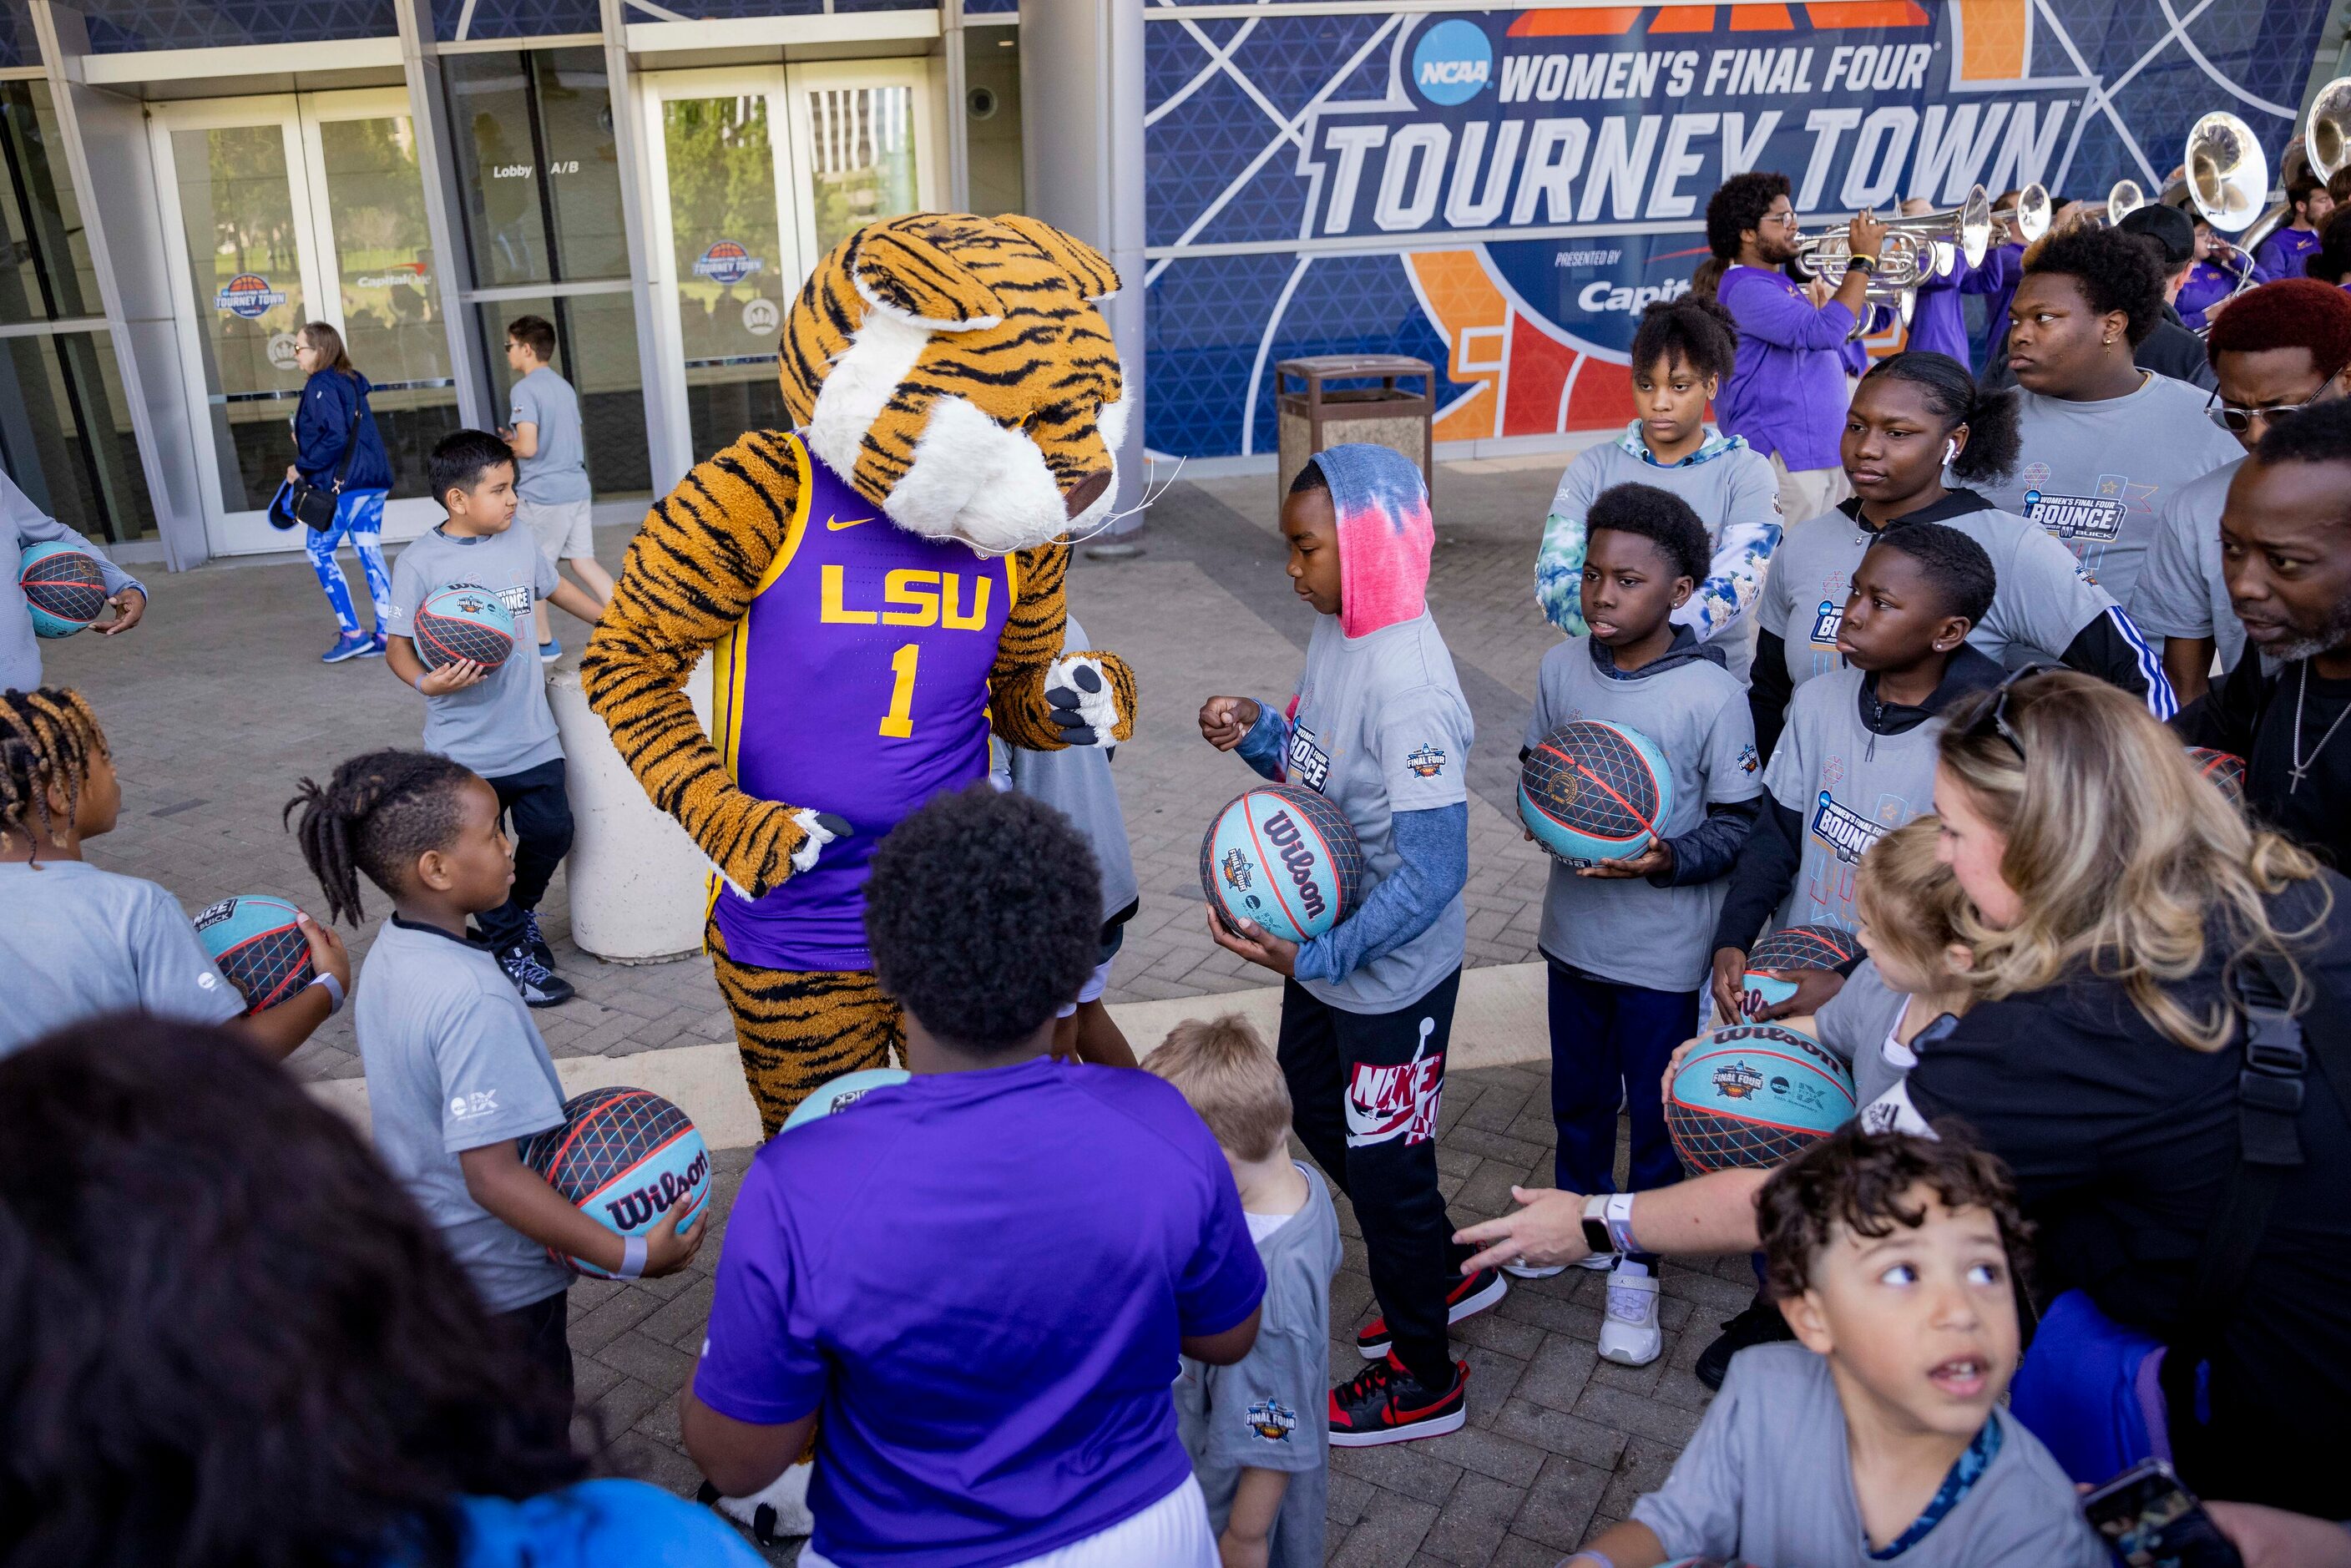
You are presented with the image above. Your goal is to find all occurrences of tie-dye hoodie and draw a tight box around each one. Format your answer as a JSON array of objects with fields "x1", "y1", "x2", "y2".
[
  {"x1": 1312, "y1": 442, "x2": 1436, "y2": 639},
  {"x1": 1534, "y1": 420, "x2": 1783, "y2": 680}
]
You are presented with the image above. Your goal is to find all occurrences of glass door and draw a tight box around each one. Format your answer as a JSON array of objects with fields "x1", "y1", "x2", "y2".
[
  {"x1": 642, "y1": 61, "x2": 938, "y2": 474},
  {"x1": 153, "y1": 90, "x2": 462, "y2": 556}
]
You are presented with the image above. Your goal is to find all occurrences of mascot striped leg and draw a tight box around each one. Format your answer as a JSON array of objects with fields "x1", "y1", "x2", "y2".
[{"x1": 706, "y1": 918, "x2": 902, "y2": 1137}]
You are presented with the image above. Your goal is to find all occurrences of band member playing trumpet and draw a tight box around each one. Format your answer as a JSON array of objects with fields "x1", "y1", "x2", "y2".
[
  {"x1": 1696, "y1": 173, "x2": 1886, "y2": 527},
  {"x1": 2253, "y1": 167, "x2": 2333, "y2": 279},
  {"x1": 2179, "y1": 212, "x2": 2271, "y2": 330}
]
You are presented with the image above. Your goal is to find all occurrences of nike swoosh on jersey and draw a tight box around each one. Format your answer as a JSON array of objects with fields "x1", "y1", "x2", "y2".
[{"x1": 827, "y1": 514, "x2": 877, "y2": 531}]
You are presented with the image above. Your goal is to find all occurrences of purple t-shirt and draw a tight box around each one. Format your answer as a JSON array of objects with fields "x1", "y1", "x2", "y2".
[{"x1": 694, "y1": 1056, "x2": 1266, "y2": 1567}]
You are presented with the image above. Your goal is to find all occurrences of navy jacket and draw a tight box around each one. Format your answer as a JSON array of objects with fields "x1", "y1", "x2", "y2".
[{"x1": 294, "y1": 367, "x2": 394, "y2": 493}]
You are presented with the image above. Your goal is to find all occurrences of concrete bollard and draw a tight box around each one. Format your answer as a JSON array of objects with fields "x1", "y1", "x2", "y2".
[{"x1": 547, "y1": 653, "x2": 715, "y2": 964}]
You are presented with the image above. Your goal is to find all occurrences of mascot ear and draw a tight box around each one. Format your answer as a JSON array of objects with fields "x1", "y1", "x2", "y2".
[
  {"x1": 851, "y1": 225, "x2": 1007, "y2": 331},
  {"x1": 993, "y1": 214, "x2": 1120, "y2": 301}
]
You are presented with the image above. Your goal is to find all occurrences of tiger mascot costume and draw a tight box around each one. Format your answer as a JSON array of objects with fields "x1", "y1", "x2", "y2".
[{"x1": 583, "y1": 212, "x2": 1138, "y2": 1143}]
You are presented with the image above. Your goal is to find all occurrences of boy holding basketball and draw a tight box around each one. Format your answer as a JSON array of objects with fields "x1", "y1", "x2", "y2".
[
  {"x1": 384, "y1": 429, "x2": 604, "y2": 1009},
  {"x1": 1569, "y1": 1126, "x2": 2103, "y2": 1567},
  {"x1": 1517, "y1": 483, "x2": 1762, "y2": 1367},
  {"x1": 1199, "y1": 443, "x2": 1496, "y2": 1446},
  {"x1": 286, "y1": 748, "x2": 703, "y2": 1409}
]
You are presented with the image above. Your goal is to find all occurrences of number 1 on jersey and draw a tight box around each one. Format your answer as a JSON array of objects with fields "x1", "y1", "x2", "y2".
[{"x1": 880, "y1": 642, "x2": 918, "y2": 737}]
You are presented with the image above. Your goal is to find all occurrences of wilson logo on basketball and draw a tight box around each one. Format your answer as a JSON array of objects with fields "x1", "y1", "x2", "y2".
[
  {"x1": 599, "y1": 1146, "x2": 710, "y2": 1231},
  {"x1": 1261, "y1": 810, "x2": 1327, "y2": 922}
]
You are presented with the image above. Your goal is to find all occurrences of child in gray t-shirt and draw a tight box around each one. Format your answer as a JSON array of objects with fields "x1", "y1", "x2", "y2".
[
  {"x1": 1575, "y1": 1125, "x2": 2106, "y2": 1568},
  {"x1": 1151, "y1": 1016, "x2": 1341, "y2": 1568}
]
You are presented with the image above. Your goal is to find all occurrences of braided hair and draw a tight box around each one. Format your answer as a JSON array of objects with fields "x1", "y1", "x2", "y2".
[
  {"x1": 0, "y1": 687, "x2": 108, "y2": 857},
  {"x1": 284, "y1": 750, "x2": 477, "y2": 926}
]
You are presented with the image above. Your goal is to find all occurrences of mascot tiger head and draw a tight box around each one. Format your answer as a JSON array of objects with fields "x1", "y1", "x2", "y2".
[{"x1": 779, "y1": 211, "x2": 1126, "y2": 557}]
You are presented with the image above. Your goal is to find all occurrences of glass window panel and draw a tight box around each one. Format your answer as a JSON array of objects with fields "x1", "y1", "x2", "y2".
[
  {"x1": 0, "y1": 82, "x2": 100, "y2": 323},
  {"x1": 803, "y1": 84, "x2": 918, "y2": 257},
  {"x1": 479, "y1": 292, "x2": 650, "y2": 498},
  {"x1": 962, "y1": 32, "x2": 1024, "y2": 217},
  {"x1": 663, "y1": 94, "x2": 786, "y2": 463},
  {"x1": 0, "y1": 331, "x2": 158, "y2": 543},
  {"x1": 171, "y1": 123, "x2": 307, "y2": 513},
  {"x1": 444, "y1": 48, "x2": 626, "y2": 289},
  {"x1": 317, "y1": 115, "x2": 463, "y2": 500}
]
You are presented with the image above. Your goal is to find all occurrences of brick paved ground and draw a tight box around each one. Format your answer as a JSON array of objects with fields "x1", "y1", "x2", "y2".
[{"x1": 40, "y1": 450, "x2": 1763, "y2": 1561}]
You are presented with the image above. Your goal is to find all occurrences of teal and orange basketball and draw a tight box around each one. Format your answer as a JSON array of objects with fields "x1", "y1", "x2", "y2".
[
  {"x1": 1742, "y1": 923, "x2": 1861, "y2": 1013},
  {"x1": 414, "y1": 584, "x2": 517, "y2": 670},
  {"x1": 1666, "y1": 1022, "x2": 1857, "y2": 1172},
  {"x1": 18, "y1": 540, "x2": 109, "y2": 638},
  {"x1": 1200, "y1": 783, "x2": 1366, "y2": 943},
  {"x1": 1519, "y1": 719, "x2": 1674, "y2": 867},
  {"x1": 784, "y1": 1067, "x2": 913, "y2": 1131},
  {"x1": 521, "y1": 1087, "x2": 712, "y2": 1278},
  {"x1": 191, "y1": 893, "x2": 314, "y2": 1014}
]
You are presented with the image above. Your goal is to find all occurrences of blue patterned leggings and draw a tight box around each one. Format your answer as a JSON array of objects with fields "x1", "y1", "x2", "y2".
[{"x1": 303, "y1": 488, "x2": 392, "y2": 636}]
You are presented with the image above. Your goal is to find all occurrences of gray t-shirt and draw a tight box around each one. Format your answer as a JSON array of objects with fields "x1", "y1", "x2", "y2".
[
  {"x1": 1632, "y1": 1343, "x2": 2106, "y2": 1566},
  {"x1": 3, "y1": 471, "x2": 144, "y2": 694},
  {"x1": 1005, "y1": 615, "x2": 1139, "y2": 921},
  {"x1": 1176, "y1": 1165, "x2": 1341, "y2": 1568},
  {"x1": 2128, "y1": 456, "x2": 2247, "y2": 678},
  {"x1": 1282, "y1": 609, "x2": 1473, "y2": 1014},
  {"x1": 1813, "y1": 957, "x2": 1916, "y2": 1108},
  {"x1": 508, "y1": 366, "x2": 592, "y2": 504},
  {"x1": 1760, "y1": 500, "x2": 2116, "y2": 691},
  {"x1": 353, "y1": 917, "x2": 569, "y2": 1312},
  {"x1": 1524, "y1": 640, "x2": 1762, "y2": 991},
  {"x1": 1538, "y1": 426, "x2": 1784, "y2": 681},
  {"x1": 0, "y1": 860, "x2": 245, "y2": 1057},
  {"x1": 1763, "y1": 669, "x2": 1942, "y2": 934},
  {"x1": 1974, "y1": 373, "x2": 2242, "y2": 611},
  {"x1": 387, "y1": 524, "x2": 564, "y2": 779}
]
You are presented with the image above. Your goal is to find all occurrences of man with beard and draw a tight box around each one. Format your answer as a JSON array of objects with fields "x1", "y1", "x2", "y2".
[
  {"x1": 1697, "y1": 173, "x2": 1887, "y2": 526},
  {"x1": 2176, "y1": 397, "x2": 2351, "y2": 869}
]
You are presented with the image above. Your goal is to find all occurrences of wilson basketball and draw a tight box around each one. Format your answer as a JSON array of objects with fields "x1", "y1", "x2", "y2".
[
  {"x1": 1200, "y1": 783, "x2": 1368, "y2": 943},
  {"x1": 1666, "y1": 1022, "x2": 1857, "y2": 1173},
  {"x1": 2187, "y1": 746, "x2": 2247, "y2": 805},
  {"x1": 18, "y1": 540, "x2": 109, "y2": 638},
  {"x1": 191, "y1": 893, "x2": 314, "y2": 1014},
  {"x1": 520, "y1": 1086, "x2": 712, "y2": 1278},
  {"x1": 1742, "y1": 923, "x2": 1861, "y2": 1013},
  {"x1": 413, "y1": 584, "x2": 516, "y2": 670},
  {"x1": 783, "y1": 1067, "x2": 913, "y2": 1132},
  {"x1": 1519, "y1": 719, "x2": 1674, "y2": 866}
]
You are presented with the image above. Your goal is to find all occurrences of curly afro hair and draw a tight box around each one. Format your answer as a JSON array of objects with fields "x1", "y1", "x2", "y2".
[
  {"x1": 1585, "y1": 482, "x2": 1711, "y2": 584},
  {"x1": 1757, "y1": 1120, "x2": 2033, "y2": 1302},
  {"x1": 2022, "y1": 224, "x2": 2166, "y2": 346},
  {"x1": 1629, "y1": 294, "x2": 1740, "y2": 382},
  {"x1": 864, "y1": 784, "x2": 1103, "y2": 1052},
  {"x1": 1871, "y1": 518, "x2": 1998, "y2": 627},
  {"x1": 2206, "y1": 276, "x2": 2351, "y2": 369},
  {"x1": 1705, "y1": 170, "x2": 1791, "y2": 262}
]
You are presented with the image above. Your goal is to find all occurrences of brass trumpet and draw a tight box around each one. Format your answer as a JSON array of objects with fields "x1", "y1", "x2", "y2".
[{"x1": 1792, "y1": 183, "x2": 1995, "y2": 289}]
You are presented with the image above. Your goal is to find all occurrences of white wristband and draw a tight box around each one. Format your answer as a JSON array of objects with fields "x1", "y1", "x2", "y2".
[
  {"x1": 617, "y1": 1234, "x2": 648, "y2": 1279},
  {"x1": 1604, "y1": 1191, "x2": 1640, "y2": 1257},
  {"x1": 307, "y1": 970, "x2": 345, "y2": 1016}
]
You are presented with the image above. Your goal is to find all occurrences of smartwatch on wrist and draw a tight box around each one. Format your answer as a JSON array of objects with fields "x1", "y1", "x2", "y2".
[
  {"x1": 1848, "y1": 253, "x2": 1878, "y2": 276},
  {"x1": 1580, "y1": 1194, "x2": 1612, "y2": 1257}
]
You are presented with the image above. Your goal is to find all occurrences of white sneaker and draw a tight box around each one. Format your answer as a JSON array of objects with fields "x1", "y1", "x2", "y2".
[
  {"x1": 1503, "y1": 1259, "x2": 1565, "y2": 1278},
  {"x1": 1598, "y1": 1261, "x2": 1662, "y2": 1367}
]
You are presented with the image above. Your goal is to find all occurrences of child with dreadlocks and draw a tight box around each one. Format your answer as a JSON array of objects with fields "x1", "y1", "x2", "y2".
[
  {"x1": 287, "y1": 749, "x2": 705, "y2": 1404},
  {"x1": 0, "y1": 686, "x2": 346, "y2": 1060}
]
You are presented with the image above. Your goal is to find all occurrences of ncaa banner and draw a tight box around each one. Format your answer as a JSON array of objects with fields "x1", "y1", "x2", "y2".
[{"x1": 1142, "y1": 0, "x2": 2330, "y2": 460}]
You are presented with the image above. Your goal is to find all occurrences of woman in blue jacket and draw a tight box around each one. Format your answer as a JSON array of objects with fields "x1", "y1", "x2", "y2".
[{"x1": 286, "y1": 321, "x2": 396, "y2": 662}]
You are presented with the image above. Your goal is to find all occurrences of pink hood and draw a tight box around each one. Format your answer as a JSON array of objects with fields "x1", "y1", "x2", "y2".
[{"x1": 1312, "y1": 443, "x2": 1434, "y2": 639}]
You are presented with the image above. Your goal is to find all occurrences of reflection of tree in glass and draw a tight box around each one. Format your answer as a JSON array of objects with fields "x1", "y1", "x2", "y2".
[{"x1": 665, "y1": 97, "x2": 781, "y2": 358}]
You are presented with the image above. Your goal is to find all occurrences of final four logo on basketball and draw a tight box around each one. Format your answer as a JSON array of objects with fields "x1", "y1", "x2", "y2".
[
  {"x1": 1220, "y1": 847, "x2": 1255, "y2": 894},
  {"x1": 1811, "y1": 791, "x2": 1888, "y2": 864}
]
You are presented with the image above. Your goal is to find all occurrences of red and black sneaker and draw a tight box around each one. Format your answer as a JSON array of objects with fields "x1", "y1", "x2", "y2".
[
  {"x1": 1328, "y1": 1353, "x2": 1468, "y2": 1447},
  {"x1": 1355, "y1": 1267, "x2": 1508, "y2": 1358}
]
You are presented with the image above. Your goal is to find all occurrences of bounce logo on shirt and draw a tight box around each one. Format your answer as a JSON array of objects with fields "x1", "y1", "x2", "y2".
[
  {"x1": 2023, "y1": 489, "x2": 2127, "y2": 544},
  {"x1": 1411, "y1": 19, "x2": 1492, "y2": 105},
  {"x1": 1811, "y1": 791, "x2": 1888, "y2": 865},
  {"x1": 1810, "y1": 600, "x2": 1843, "y2": 645}
]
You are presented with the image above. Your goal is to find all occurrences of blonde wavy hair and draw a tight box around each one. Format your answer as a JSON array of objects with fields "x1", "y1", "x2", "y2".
[
  {"x1": 1935, "y1": 670, "x2": 2326, "y2": 1051},
  {"x1": 1853, "y1": 818, "x2": 1971, "y2": 988}
]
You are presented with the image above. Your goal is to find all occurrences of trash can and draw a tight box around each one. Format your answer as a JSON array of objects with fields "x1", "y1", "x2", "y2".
[
  {"x1": 547, "y1": 652, "x2": 717, "y2": 964},
  {"x1": 1276, "y1": 355, "x2": 1436, "y2": 506}
]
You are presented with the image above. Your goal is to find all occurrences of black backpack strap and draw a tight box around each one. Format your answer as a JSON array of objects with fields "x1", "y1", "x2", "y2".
[
  {"x1": 328, "y1": 388, "x2": 365, "y2": 493},
  {"x1": 2160, "y1": 949, "x2": 2308, "y2": 1474}
]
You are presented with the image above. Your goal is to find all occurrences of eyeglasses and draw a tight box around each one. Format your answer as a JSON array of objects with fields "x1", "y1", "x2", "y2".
[
  {"x1": 1959, "y1": 664, "x2": 2055, "y2": 760},
  {"x1": 2207, "y1": 369, "x2": 2343, "y2": 434}
]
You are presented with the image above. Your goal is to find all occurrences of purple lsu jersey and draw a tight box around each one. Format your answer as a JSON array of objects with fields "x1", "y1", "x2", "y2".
[{"x1": 710, "y1": 437, "x2": 1014, "y2": 971}]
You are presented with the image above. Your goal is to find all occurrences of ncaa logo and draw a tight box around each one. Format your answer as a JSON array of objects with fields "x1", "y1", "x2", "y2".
[
  {"x1": 693, "y1": 240, "x2": 765, "y2": 286},
  {"x1": 1411, "y1": 18, "x2": 1491, "y2": 106}
]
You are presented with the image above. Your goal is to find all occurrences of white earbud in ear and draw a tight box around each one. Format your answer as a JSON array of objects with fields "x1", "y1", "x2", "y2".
[{"x1": 1944, "y1": 438, "x2": 1958, "y2": 465}]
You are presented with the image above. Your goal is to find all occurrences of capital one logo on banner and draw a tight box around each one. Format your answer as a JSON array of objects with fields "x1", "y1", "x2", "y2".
[{"x1": 1140, "y1": 0, "x2": 2328, "y2": 458}]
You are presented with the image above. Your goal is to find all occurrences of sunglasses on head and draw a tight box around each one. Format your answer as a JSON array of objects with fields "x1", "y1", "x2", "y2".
[{"x1": 1959, "y1": 664, "x2": 2055, "y2": 760}]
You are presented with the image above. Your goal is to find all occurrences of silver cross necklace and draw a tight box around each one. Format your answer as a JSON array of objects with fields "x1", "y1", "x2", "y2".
[{"x1": 2289, "y1": 661, "x2": 2351, "y2": 793}]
